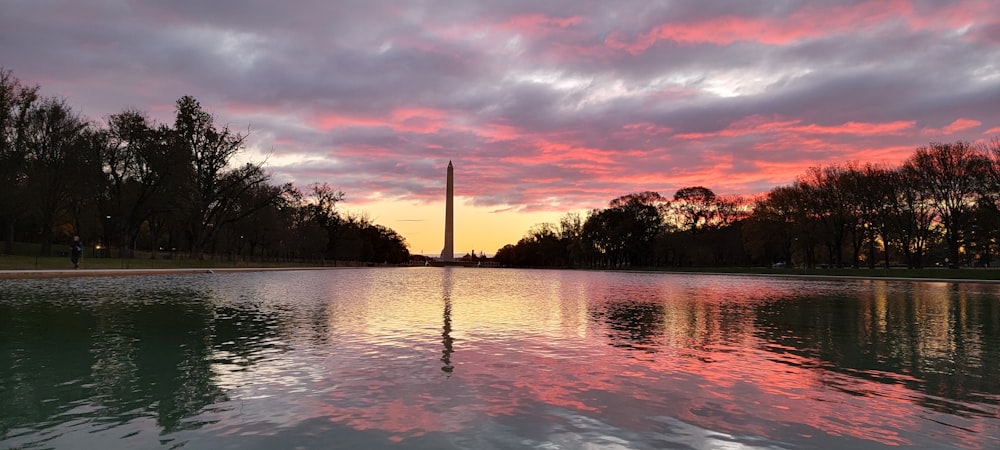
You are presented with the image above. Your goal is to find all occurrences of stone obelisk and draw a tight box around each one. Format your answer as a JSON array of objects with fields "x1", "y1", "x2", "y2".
[{"x1": 440, "y1": 160, "x2": 454, "y2": 261}]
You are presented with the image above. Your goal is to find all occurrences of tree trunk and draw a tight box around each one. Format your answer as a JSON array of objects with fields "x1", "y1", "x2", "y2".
[{"x1": 4, "y1": 220, "x2": 14, "y2": 254}]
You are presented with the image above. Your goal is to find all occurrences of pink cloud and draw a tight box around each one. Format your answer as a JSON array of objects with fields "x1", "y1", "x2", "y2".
[
  {"x1": 966, "y1": 20, "x2": 1000, "y2": 44},
  {"x1": 675, "y1": 117, "x2": 915, "y2": 140},
  {"x1": 798, "y1": 121, "x2": 917, "y2": 136},
  {"x1": 311, "y1": 107, "x2": 459, "y2": 135},
  {"x1": 502, "y1": 14, "x2": 585, "y2": 35},
  {"x1": 620, "y1": 122, "x2": 674, "y2": 136},
  {"x1": 312, "y1": 113, "x2": 385, "y2": 130},
  {"x1": 480, "y1": 123, "x2": 521, "y2": 142},
  {"x1": 841, "y1": 145, "x2": 917, "y2": 164},
  {"x1": 942, "y1": 118, "x2": 982, "y2": 134},
  {"x1": 7, "y1": 0, "x2": 994, "y2": 224},
  {"x1": 921, "y1": 117, "x2": 983, "y2": 136},
  {"x1": 603, "y1": 0, "x2": 993, "y2": 53},
  {"x1": 605, "y1": 0, "x2": 913, "y2": 52}
]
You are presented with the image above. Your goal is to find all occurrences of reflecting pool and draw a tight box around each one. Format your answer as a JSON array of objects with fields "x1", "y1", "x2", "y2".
[{"x1": 1, "y1": 268, "x2": 998, "y2": 449}]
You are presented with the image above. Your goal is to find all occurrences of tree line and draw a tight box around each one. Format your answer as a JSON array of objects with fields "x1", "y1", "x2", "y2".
[
  {"x1": 495, "y1": 139, "x2": 1000, "y2": 270},
  {"x1": 0, "y1": 68, "x2": 409, "y2": 264}
]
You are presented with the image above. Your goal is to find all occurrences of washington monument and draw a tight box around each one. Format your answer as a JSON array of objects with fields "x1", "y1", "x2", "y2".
[{"x1": 440, "y1": 160, "x2": 455, "y2": 261}]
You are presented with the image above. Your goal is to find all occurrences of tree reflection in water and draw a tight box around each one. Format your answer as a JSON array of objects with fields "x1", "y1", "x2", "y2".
[
  {"x1": 0, "y1": 281, "x2": 226, "y2": 435},
  {"x1": 1, "y1": 270, "x2": 998, "y2": 449}
]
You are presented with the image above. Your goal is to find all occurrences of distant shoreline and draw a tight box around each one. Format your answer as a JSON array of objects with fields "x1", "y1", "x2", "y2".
[
  {"x1": 617, "y1": 268, "x2": 1000, "y2": 285},
  {"x1": 0, "y1": 267, "x2": 350, "y2": 280},
  {"x1": 3, "y1": 265, "x2": 1000, "y2": 284}
]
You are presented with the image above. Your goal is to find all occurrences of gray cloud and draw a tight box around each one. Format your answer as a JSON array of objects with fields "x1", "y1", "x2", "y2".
[{"x1": 2, "y1": 0, "x2": 998, "y2": 213}]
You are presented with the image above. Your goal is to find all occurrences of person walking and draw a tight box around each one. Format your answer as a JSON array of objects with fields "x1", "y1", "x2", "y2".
[{"x1": 71, "y1": 236, "x2": 83, "y2": 269}]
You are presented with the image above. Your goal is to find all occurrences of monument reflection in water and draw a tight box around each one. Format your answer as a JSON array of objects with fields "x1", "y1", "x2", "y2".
[{"x1": 1, "y1": 268, "x2": 998, "y2": 449}]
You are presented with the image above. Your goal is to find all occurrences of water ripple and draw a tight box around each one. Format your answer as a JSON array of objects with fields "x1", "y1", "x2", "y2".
[{"x1": 2, "y1": 269, "x2": 999, "y2": 449}]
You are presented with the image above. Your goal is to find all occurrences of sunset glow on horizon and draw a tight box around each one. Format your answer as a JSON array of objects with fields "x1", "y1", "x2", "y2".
[{"x1": 2, "y1": 0, "x2": 998, "y2": 255}]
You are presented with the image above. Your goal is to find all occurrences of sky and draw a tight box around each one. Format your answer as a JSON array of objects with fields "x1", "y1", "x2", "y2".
[{"x1": 2, "y1": 0, "x2": 999, "y2": 256}]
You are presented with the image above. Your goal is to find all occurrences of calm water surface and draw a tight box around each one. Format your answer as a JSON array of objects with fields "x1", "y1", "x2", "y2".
[{"x1": 1, "y1": 268, "x2": 998, "y2": 449}]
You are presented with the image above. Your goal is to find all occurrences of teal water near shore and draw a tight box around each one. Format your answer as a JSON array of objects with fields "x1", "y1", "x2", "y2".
[{"x1": 2, "y1": 268, "x2": 998, "y2": 449}]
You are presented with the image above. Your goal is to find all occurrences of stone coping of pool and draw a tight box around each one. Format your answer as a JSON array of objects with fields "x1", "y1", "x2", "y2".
[{"x1": 0, "y1": 267, "x2": 346, "y2": 279}]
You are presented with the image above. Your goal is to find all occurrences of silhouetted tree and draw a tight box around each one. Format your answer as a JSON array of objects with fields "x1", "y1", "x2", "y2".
[
  {"x1": 663, "y1": 187, "x2": 749, "y2": 266},
  {"x1": 281, "y1": 186, "x2": 327, "y2": 261},
  {"x1": 363, "y1": 224, "x2": 409, "y2": 263},
  {"x1": 494, "y1": 243, "x2": 518, "y2": 267},
  {"x1": 903, "y1": 142, "x2": 989, "y2": 267},
  {"x1": 22, "y1": 97, "x2": 88, "y2": 255},
  {"x1": 226, "y1": 182, "x2": 294, "y2": 261},
  {"x1": 99, "y1": 109, "x2": 172, "y2": 256},
  {"x1": 559, "y1": 212, "x2": 586, "y2": 266},
  {"x1": 742, "y1": 194, "x2": 793, "y2": 267},
  {"x1": 0, "y1": 70, "x2": 412, "y2": 263},
  {"x1": 0, "y1": 69, "x2": 39, "y2": 253},
  {"x1": 974, "y1": 136, "x2": 1000, "y2": 264},
  {"x1": 800, "y1": 165, "x2": 856, "y2": 267},
  {"x1": 525, "y1": 223, "x2": 566, "y2": 266},
  {"x1": 173, "y1": 95, "x2": 272, "y2": 257},
  {"x1": 845, "y1": 164, "x2": 894, "y2": 268},
  {"x1": 753, "y1": 183, "x2": 819, "y2": 267},
  {"x1": 670, "y1": 186, "x2": 718, "y2": 231},
  {"x1": 583, "y1": 192, "x2": 665, "y2": 267},
  {"x1": 145, "y1": 123, "x2": 196, "y2": 258},
  {"x1": 303, "y1": 182, "x2": 345, "y2": 258},
  {"x1": 880, "y1": 168, "x2": 937, "y2": 268},
  {"x1": 68, "y1": 127, "x2": 109, "y2": 244}
]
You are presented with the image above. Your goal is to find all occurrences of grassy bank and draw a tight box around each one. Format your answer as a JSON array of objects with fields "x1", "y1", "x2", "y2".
[
  {"x1": 637, "y1": 266, "x2": 1000, "y2": 281},
  {"x1": 0, "y1": 254, "x2": 318, "y2": 271},
  {"x1": 5, "y1": 252, "x2": 1000, "y2": 283}
]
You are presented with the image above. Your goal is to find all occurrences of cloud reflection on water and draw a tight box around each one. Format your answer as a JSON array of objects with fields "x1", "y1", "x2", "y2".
[{"x1": 1, "y1": 269, "x2": 998, "y2": 449}]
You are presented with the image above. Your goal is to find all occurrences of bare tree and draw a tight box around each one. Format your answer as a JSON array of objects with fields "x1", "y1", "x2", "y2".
[
  {"x1": 172, "y1": 95, "x2": 273, "y2": 257},
  {"x1": 21, "y1": 97, "x2": 89, "y2": 255},
  {"x1": 903, "y1": 142, "x2": 989, "y2": 267},
  {"x1": 0, "y1": 68, "x2": 39, "y2": 253},
  {"x1": 99, "y1": 109, "x2": 167, "y2": 256},
  {"x1": 800, "y1": 165, "x2": 857, "y2": 268},
  {"x1": 750, "y1": 183, "x2": 818, "y2": 267},
  {"x1": 559, "y1": 212, "x2": 586, "y2": 266}
]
